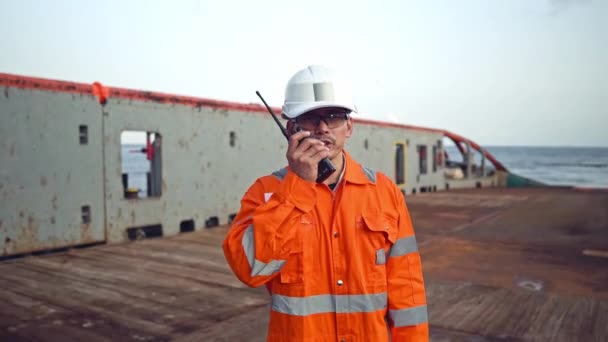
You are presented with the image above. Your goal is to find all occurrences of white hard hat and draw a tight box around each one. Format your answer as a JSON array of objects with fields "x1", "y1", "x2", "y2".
[{"x1": 281, "y1": 65, "x2": 357, "y2": 119}]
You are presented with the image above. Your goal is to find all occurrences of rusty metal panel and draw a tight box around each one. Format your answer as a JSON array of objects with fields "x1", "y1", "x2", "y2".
[
  {"x1": 348, "y1": 125, "x2": 445, "y2": 193},
  {"x1": 0, "y1": 87, "x2": 105, "y2": 256},
  {"x1": 0, "y1": 73, "x2": 503, "y2": 255},
  {"x1": 100, "y1": 98, "x2": 452, "y2": 243},
  {"x1": 101, "y1": 99, "x2": 290, "y2": 243},
  {"x1": 1, "y1": 76, "x2": 470, "y2": 249}
]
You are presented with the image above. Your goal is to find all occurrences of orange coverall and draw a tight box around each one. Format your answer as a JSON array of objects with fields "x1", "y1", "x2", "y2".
[{"x1": 223, "y1": 151, "x2": 428, "y2": 341}]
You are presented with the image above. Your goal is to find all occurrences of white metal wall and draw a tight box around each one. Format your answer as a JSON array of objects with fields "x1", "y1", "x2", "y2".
[
  {"x1": 100, "y1": 99, "x2": 449, "y2": 242},
  {"x1": 347, "y1": 124, "x2": 445, "y2": 193},
  {"x1": 1, "y1": 83, "x2": 490, "y2": 254},
  {"x1": 0, "y1": 88, "x2": 105, "y2": 256},
  {"x1": 101, "y1": 98, "x2": 290, "y2": 242}
]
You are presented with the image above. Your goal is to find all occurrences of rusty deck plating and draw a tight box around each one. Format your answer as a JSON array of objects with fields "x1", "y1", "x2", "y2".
[{"x1": 1, "y1": 188, "x2": 607, "y2": 341}]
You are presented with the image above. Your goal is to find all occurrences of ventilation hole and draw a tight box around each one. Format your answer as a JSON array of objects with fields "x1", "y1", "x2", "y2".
[
  {"x1": 180, "y1": 219, "x2": 195, "y2": 233},
  {"x1": 229, "y1": 131, "x2": 236, "y2": 147},
  {"x1": 81, "y1": 205, "x2": 91, "y2": 224},
  {"x1": 127, "y1": 224, "x2": 163, "y2": 241},
  {"x1": 79, "y1": 125, "x2": 88, "y2": 145},
  {"x1": 205, "y1": 216, "x2": 219, "y2": 228}
]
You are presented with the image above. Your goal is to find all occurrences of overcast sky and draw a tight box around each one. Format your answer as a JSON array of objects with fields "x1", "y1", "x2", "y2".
[{"x1": 1, "y1": 0, "x2": 606, "y2": 147}]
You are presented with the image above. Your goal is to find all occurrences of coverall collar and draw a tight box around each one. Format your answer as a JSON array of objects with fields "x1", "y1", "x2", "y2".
[{"x1": 343, "y1": 150, "x2": 376, "y2": 185}]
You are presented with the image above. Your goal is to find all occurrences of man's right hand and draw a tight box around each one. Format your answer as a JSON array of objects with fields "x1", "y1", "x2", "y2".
[{"x1": 286, "y1": 130, "x2": 330, "y2": 182}]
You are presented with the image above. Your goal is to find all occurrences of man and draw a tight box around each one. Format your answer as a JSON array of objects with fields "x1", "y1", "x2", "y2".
[{"x1": 223, "y1": 65, "x2": 428, "y2": 341}]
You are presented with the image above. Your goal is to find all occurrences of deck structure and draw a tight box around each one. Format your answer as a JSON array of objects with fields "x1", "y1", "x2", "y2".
[{"x1": 1, "y1": 188, "x2": 607, "y2": 341}]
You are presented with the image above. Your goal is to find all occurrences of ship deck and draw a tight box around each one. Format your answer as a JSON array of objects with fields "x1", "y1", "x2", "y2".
[{"x1": 1, "y1": 187, "x2": 607, "y2": 341}]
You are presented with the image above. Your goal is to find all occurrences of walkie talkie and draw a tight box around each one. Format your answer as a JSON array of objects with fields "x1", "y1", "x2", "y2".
[{"x1": 256, "y1": 91, "x2": 336, "y2": 183}]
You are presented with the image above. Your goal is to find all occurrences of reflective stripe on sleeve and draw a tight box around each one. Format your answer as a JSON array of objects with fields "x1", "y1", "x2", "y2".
[
  {"x1": 271, "y1": 293, "x2": 387, "y2": 316},
  {"x1": 242, "y1": 225, "x2": 286, "y2": 276},
  {"x1": 271, "y1": 167, "x2": 288, "y2": 181},
  {"x1": 361, "y1": 166, "x2": 377, "y2": 183},
  {"x1": 388, "y1": 236, "x2": 418, "y2": 257},
  {"x1": 389, "y1": 305, "x2": 428, "y2": 327}
]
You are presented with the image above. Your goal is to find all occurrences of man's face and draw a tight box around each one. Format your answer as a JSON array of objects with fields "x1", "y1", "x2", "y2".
[{"x1": 288, "y1": 107, "x2": 353, "y2": 161}]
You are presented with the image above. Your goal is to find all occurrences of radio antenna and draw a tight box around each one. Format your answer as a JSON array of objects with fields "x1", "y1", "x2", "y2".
[{"x1": 256, "y1": 91, "x2": 289, "y2": 139}]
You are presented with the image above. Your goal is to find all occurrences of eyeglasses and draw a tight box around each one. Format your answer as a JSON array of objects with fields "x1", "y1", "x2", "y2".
[{"x1": 294, "y1": 112, "x2": 350, "y2": 130}]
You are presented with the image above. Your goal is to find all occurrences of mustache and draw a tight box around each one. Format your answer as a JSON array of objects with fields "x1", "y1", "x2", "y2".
[{"x1": 312, "y1": 135, "x2": 335, "y2": 144}]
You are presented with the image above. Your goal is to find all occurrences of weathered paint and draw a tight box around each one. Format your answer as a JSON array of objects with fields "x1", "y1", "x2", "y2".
[
  {"x1": 101, "y1": 98, "x2": 288, "y2": 243},
  {"x1": 0, "y1": 72, "x2": 480, "y2": 141},
  {"x1": 1, "y1": 72, "x2": 504, "y2": 255},
  {"x1": 0, "y1": 86, "x2": 105, "y2": 256}
]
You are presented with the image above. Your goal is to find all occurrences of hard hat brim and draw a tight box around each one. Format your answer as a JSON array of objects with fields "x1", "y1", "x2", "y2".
[{"x1": 281, "y1": 101, "x2": 357, "y2": 119}]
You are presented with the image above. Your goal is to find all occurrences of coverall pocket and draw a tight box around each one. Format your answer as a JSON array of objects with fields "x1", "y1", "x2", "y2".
[
  {"x1": 357, "y1": 214, "x2": 397, "y2": 288},
  {"x1": 358, "y1": 213, "x2": 397, "y2": 247},
  {"x1": 279, "y1": 251, "x2": 304, "y2": 284},
  {"x1": 279, "y1": 215, "x2": 312, "y2": 285}
]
